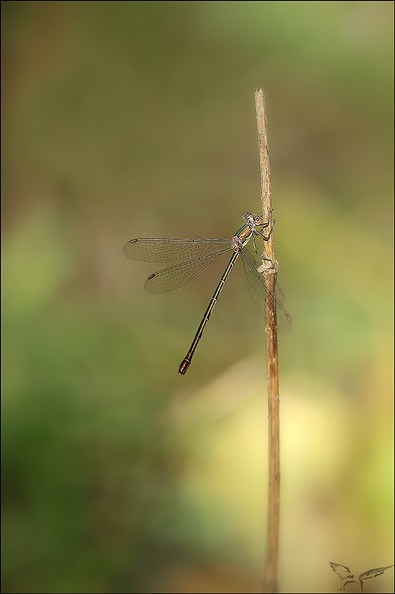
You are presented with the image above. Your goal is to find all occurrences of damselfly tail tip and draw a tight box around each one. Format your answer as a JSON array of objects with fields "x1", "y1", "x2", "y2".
[{"x1": 178, "y1": 359, "x2": 190, "y2": 375}]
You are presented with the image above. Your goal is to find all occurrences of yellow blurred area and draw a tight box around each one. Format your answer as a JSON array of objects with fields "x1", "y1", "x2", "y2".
[{"x1": 2, "y1": 2, "x2": 393, "y2": 592}]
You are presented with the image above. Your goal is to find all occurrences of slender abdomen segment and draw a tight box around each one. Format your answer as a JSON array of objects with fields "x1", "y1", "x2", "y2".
[{"x1": 178, "y1": 251, "x2": 240, "y2": 374}]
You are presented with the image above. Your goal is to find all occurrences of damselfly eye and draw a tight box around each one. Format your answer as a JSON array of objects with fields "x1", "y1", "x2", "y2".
[{"x1": 242, "y1": 211, "x2": 254, "y2": 224}]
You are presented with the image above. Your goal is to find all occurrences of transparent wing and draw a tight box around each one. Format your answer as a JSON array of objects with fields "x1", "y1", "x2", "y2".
[
  {"x1": 123, "y1": 237, "x2": 230, "y2": 263},
  {"x1": 359, "y1": 565, "x2": 394, "y2": 583},
  {"x1": 329, "y1": 562, "x2": 354, "y2": 581},
  {"x1": 144, "y1": 249, "x2": 229, "y2": 293},
  {"x1": 240, "y1": 248, "x2": 292, "y2": 333}
]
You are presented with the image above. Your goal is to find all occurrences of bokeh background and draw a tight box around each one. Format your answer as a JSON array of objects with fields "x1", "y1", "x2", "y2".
[{"x1": 2, "y1": 2, "x2": 393, "y2": 592}]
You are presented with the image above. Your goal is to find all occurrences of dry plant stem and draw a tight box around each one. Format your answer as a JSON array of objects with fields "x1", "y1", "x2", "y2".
[{"x1": 255, "y1": 89, "x2": 280, "y2": 594}]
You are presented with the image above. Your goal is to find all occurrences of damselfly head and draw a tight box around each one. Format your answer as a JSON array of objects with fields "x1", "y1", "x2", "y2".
[
  {"x1": 242, "y1": 211, "x2": 253, "y2": 222},
  {"x1": 242, "y1": 211, "x2": 263, "y2": 228}
]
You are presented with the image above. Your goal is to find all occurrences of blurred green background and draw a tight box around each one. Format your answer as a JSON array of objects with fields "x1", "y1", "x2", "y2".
[{"x1": 2, "y1": 2, "x2": 393, "y2": 592}]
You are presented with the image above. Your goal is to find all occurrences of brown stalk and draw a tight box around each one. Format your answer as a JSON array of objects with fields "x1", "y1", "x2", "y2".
[{"x1": 254, "y1": 89, "x2": 281, "y2": 594}]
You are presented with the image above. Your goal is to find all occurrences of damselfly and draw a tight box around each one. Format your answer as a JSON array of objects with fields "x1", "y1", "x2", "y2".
[{"x1": 123, "y1": 211, "x2": 291, "y2": 375}]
